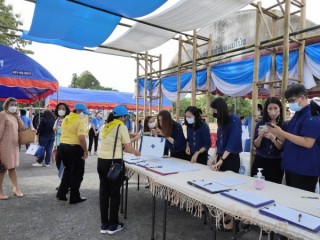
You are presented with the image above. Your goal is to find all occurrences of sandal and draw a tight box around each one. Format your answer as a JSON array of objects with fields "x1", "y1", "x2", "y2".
[{"x1": 0, "y1": 194, "x2": 9, "y2": 200}]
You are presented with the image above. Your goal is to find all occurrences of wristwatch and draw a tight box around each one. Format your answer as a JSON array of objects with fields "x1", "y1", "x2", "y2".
[{"x1": 220, "y1": 157, "x2": 225, "y2": 161}]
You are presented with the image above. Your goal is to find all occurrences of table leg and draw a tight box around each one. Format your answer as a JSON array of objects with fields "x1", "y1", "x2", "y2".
[
  {"x1": 124, "y1": 177, "x2": 129, "y2": 219},
  {"x1": 120, "y1": 178, "x2": 124, "y2": 214},
  {"x1": 232, "y1": 218, "x2": 239, "y2": 240},
  {"x1": 162, "y1": 199, "x2": 167, "y2": 240},
  {"x1": 211, "y1": 215, "x2": 216, "y2": 240},
  {"x1": 137, "y1": 174, "x2": 140, "y2": 191},
  {"x1": 151, "y1": 195, "x2": 156, "y2": 240}
]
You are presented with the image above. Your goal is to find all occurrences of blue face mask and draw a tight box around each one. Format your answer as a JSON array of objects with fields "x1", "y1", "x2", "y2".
[
  {"x1": 288, "y1": 102, "x2": 302, "y2": 112},
  {"x1": 186, "y1": 117, "x2": 195, "y2": 124}
]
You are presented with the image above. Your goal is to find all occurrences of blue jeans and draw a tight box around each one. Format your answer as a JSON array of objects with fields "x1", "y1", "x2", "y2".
[{"x1": 38, "y1": 136, "x2": 55, "y2": 165}]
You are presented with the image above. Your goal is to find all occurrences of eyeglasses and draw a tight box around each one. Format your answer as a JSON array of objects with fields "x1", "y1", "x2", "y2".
[{"x1": 286, "y1": 96, "x2": 301, "y2": 104}]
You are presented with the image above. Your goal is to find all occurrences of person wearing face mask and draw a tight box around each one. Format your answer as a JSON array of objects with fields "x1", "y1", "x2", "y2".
[
  {"x1": 267, "y1": 84, "x2": 320, "y2": 192},
  {"x1": 32, "y1": 110, "x2": 56, "y2": 167},
  {"x1": 56, "y1": 103, "x2": 90, "y2": 204},
  {"x1": 98, "y1": 105, "x2": 140, "y2": 234},
  {"x1": 53, "y1": 103, "x2": 71, "y2": 187},
  {"x1": 0, "y1": 97, "x2": 26, "y2": 200},
  {"x1": 88, "y1": 111, "x2": 104, "y2": 156},
  {"x1": 251, "y1": 97, "x2": 284, "y2": 184},
  {"x1": 184, "y1": 106, "x2": 211, "y2": 165}
]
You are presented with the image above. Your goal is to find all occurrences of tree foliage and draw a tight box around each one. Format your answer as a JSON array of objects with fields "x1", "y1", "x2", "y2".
[
  {"x1": 69, "y1": 71, "x2": 118, "y2": 91},
  {"x1": 0, "y1": 0, "x2": 33, "y2": 54}
]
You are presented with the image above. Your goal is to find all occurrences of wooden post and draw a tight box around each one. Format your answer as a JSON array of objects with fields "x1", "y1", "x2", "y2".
[
  {"x1": 206, "y1": 35, "x2": 213, "y2": 123},
  {"x1": 250, "y1": 1, "x2": 262, "y2": 165},
  {"x1": 176, "y1": 36, "x2": 182, "y2": 121},
  {"x1": 281, "y1": 0, "x2": 291, "y2": 120},
  {"x1": 158, "y1": 54, "x2": 162, "y2": 112},
  {"x1": 144, "y1": 52, "x2": 148, "y2": 119},
  {"x1": 191, "y1": 30, "x2": 197, "y2": 106},
  {"x1": 298, "y1": 0, "x2": 306, "y2": 84},
  {"x1": 136, "y1": 55, "x2": 140, "y2": 138},
  {"x1": 270, "y1": 17, "x2": 277, "y2": 97},
  {"x1": 149, "y1": 56, "x2": 153, "y2": 115}
]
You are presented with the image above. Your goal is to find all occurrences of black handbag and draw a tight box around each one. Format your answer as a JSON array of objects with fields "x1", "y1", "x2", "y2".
[{"x1": 107, "y1": 125, "x2": 123, "y2": 181}]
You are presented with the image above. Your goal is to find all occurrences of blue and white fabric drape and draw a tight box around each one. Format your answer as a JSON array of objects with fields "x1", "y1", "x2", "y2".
[{"x1": 138, "y1": 43, "x2": 320, "y2": 101}]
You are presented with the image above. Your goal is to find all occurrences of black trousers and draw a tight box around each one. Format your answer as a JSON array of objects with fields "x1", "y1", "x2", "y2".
[
  {"x1": 88, "y1": 128, "x2": 99, "y2": 152},
  {"x1": 218, "y1": 153, "x2": 240, "y2": 173},
  {"x1": 251, "y1": 155, "x2": 283, "y2": 184},
  {"x1": 57, "y1": 144, "x2": 85, "y2": 202},
  {"x1": 285, "y1": 171, "x2": 318, "y2": 192},
  {"x1": 97, "y1": 158, "x2": 125, "y2": 226}
]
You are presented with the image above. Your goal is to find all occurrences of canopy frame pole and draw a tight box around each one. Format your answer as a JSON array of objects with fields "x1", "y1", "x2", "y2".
[
  {"x1": 158, "y1": 54, "x2": 163, "y2": 113},
  {"x1": 205, "y1": 34, "x2": 213, "y2": 123},
  {"x1": 298, "y1": 0, "x2": 306, "y2": 85},
  {"x1": 144, "y1": 52, "x2": 148, "y2": 119},
  {"x1": 270, "y1": 17, "x2": 277, "y2": 97},
  {"x1": 191, "y1": 30, "x2": 197, "y2": 106},
  {"x1": 176, "y1": 36, "x2": 182, "y2": 121},
  {"x1": 250, "y1": 1, "x2": 262, "y2": 166}
]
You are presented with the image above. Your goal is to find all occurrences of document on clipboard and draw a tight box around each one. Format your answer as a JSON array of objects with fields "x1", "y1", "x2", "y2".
[
  {"x1": 259, "y1": 204, "x2": 320, "y2": 232},
  {"x1": 220, "y1": 189, "x2": 274, "y2": 207},
  {"x1": 187, "y1": 180, "x2": 231, "y2": 194}
]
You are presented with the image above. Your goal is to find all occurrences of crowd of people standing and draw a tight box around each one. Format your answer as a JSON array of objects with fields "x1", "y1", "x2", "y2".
[{"x1": 0, "y1": 83, "x2": 319, "y2": 236}]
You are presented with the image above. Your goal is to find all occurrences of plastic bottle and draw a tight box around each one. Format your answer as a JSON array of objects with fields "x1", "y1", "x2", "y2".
[{"x1": 254, "y1": 168, "x2": 265, "y2": 190}]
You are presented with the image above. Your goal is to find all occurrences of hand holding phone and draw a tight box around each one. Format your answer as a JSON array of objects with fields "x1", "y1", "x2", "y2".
[{"x1": 265, "y1": 122, "x2": 275, "y2": 128}]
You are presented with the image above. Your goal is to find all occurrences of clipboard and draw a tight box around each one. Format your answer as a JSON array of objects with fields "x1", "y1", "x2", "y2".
[
  {"x1": 220, "y1": 189, "x2": 274, "y2": 208},
  {"x1": 187, "y1": 180, "x2": 231, "y2": 194},
  {"x1": 145, "y1": 166, "x2": 178, "y2": 176},
  {"x1": 259, "y1": 204, "x2": 320, "y2": 232}
]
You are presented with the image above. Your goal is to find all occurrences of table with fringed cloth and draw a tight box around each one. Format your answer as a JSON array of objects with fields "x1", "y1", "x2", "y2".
[{"x1": 124, "y1": 154, "x2": 320, "y2": 240}]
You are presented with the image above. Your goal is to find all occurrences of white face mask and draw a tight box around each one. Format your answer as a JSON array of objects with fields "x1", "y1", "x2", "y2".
[
  {"x1": 148, "y1": 122, "x2": 156, "y2": 129},
  {"x1": 58, "y1": 110, "x2": 66, "y2": 117},
  {"x1": 79, "y1": 112, "x2": 86, "y2": 119},
  {"x1": 186, "y1": 117, "x2": 195, "y2": 124},
  {"x1": 8, "y1": 106, "x2": 17, "y2": 113}
]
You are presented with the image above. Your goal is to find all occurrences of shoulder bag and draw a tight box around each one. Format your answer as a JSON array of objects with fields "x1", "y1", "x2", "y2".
[{"x1": 107, "y1": 125, "x2": 123, "y2": 181}]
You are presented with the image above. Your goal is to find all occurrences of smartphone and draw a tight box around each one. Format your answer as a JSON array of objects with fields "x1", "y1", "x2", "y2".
[
  {"x1": 265, "y1": 122, "x2": 274, "y2": 128},
  {"x1": 259, "y1": 125, "x2": 268, "y2": 132}
]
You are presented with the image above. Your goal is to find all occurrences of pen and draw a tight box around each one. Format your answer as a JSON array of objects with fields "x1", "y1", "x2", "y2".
[
  {"x1": 204, "y1": 182, "x2": 212, "y2": 186},
  {"x1": 149, "y1": 166, "x2": 163, "y2": 168},
  {"x1": 301, "y1": 196, "x2": 319, "y2": 199},
  {"x1": 298, "y1": 214, "x2": 302, "y2": 222}
]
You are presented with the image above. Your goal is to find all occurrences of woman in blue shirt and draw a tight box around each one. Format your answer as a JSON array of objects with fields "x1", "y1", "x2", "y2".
[
  {"x1": 251, "y1": 97, "x2": 284, "y2": 183},
  {"x1": 208, "y1": 98, "x2": 242, "y2": 172},
  {"x1": 153, "y1": 110, "x2": 187, "y2": 160},
  {"x1": 185, "y1": 106, "x2": 211, "y2": 165}
]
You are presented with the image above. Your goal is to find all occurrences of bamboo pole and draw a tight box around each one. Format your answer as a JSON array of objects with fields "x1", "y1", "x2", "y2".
[
  {"x1": 270, "y1": 17, "x2": 277, "y2": 97},
  {"x1": 135, "y1": 56, "x2": 140, "y2": 139},
  {"x1": 281, "y1": 0, "x2": 291, "y2": 120},
  {"x1": 206, "y1": 35, "x2": 213, "y2": 123},
  {"x1": 144, "y1": 52, "x2": 148, "y2": 119},
  {"x1": 149, "y1": 58, "x2": 153, "y2": 115},
  {"x1": 158, "y1": 54, "x2": 163, "y2": 112},
  {"x1": 176, "y1": 36, "x2": 182, "y2": 121},
  {"x1": 250, "y1": 1, "x2": 262, "y2": 165},
  {"x1": 191, "y1": 30, "x2": 197, "y2": 106},
  {"x1": 298, "y1": 0, "x2": 306, "y2": 84}
]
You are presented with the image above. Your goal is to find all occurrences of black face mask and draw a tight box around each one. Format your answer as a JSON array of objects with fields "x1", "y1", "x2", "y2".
[{"x1": 212, "y1": 113, "x2": 218, "y2": 118}]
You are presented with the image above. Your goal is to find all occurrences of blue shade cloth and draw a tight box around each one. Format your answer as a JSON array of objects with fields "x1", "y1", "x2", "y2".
[
  {"x1": 22, "y1": 0, "x2": 121, "y2": 49},
  {"x1": 196, "y1": 69, "x2": 208, "y2": 86},
  {"x1": 276, "y1": 50, "x2": 299, "y2": 73},
  {"x1": 75, "y1": 0, "x2": 167, "y2": 18},
  {"x1": 137, "y1": 78, "x2": 160, "y2": 91},
  {"x1": 211, "y1": 55, "x2": 272, "y2": 85},
  {"x1": 0, "y1": 44, "x2": 58, "y2": 102},
  {"x1": 305, "y1": 42, "x2": 320, "y2": 64}
]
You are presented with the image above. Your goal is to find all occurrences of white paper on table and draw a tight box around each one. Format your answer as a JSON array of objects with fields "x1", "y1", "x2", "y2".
[
  {"x1": 213, "y1": 177, "x2": 247, "y2": 187},
  {"x1": 160, "y1": 159, "x2": 199, "y2": 172},
  {"x1": 188, "y1": 179, "x2": 230, "y2": 193},
  {"x1": 141, "y1": 136, "x2": 165, "y2": 158},
  {"x1": 259, "y1": 204, "x2": 320, "y2": 232}
]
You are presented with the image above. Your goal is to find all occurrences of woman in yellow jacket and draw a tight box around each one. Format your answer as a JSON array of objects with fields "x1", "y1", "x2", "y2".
[{"x1": 98, "y1": 105, "x2": 140, "y2": 235}]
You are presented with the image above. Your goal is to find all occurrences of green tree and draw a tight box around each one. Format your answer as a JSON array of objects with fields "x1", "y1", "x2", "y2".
[
  {"x1": 69, "y1": 71, "x2": 118, "y2": 91},
  {"x1": 0, "y1": 0, "x2": 33, "y2": 54}
]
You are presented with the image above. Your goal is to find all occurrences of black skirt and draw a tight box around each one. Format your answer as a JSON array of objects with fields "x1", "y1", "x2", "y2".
[{"x1": 218, "y1": 153, "x2": 240, "y2": 173}]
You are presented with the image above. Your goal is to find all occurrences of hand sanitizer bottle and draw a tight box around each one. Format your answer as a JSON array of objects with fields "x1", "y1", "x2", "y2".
[{"x1": 254, "y1": 168, "x2": 265, "y2": 190}]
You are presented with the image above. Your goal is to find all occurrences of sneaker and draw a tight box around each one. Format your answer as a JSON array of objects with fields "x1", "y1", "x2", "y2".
[
  {"x1": 32, "y1": 162, "x2": 42, "y2": 167},
  {"x1": 100, "y1": 224, "x2": 109, "y2": 234},
  {"x1": 94, "y1": 151, "x2": 97, "y2": 156},
  {"x1": 44, "y1": 164, "x2": 50, "y2": 167},
  {"x1": 107, "y1": 223, "x2": 124, "y2": 235},
  {"x1": 89, "y1": 152, "x2": 93, "y2": 156}
]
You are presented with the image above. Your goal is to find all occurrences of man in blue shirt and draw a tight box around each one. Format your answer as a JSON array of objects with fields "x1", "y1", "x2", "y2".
[
  {"x1": 88, "y1": 111, "x2": 103, "y2": 155},
  {"x1": 20, "y1": 109, "x2": 32, "y2": 149},
  {"x1": 268, "y1": 84, "x2": 320, "y2": 192}
]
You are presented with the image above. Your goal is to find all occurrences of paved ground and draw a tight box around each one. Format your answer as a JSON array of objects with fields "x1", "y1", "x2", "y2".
[{"x1": 0, "y1": 148, "x2": 273, "y2": 240}]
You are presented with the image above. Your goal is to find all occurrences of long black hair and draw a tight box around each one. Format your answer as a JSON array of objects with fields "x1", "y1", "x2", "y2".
[
  {"x1": 310, "y1": 99, "x2": 320, "y2": 116},
  {"x1": 210, "y1": 97, "x2": 229, "y2": 130},
  {"x1": 184, "y1": 106, "x2": 202, "y2": 129},
  {"x1": 106, "y1": 112, "x2": 124, "y2": 123},
  {"x1": 262, "y1": 97, "x2": 283, "y2": 127},
  {"x1": 54, "y1": 103, "x2": 71, "y2": 117},
  {"x1": 42, "y1": 110, "x2": 56, "y2": 121}
]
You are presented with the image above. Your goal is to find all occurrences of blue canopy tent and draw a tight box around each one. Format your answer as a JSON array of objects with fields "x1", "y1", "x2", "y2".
[
  {"x1": 46, "y1": 87, "x2": 172, "y2": 111},
  {"x1": 0, "y1": 44, "x2": 59, "y2": 103}
]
